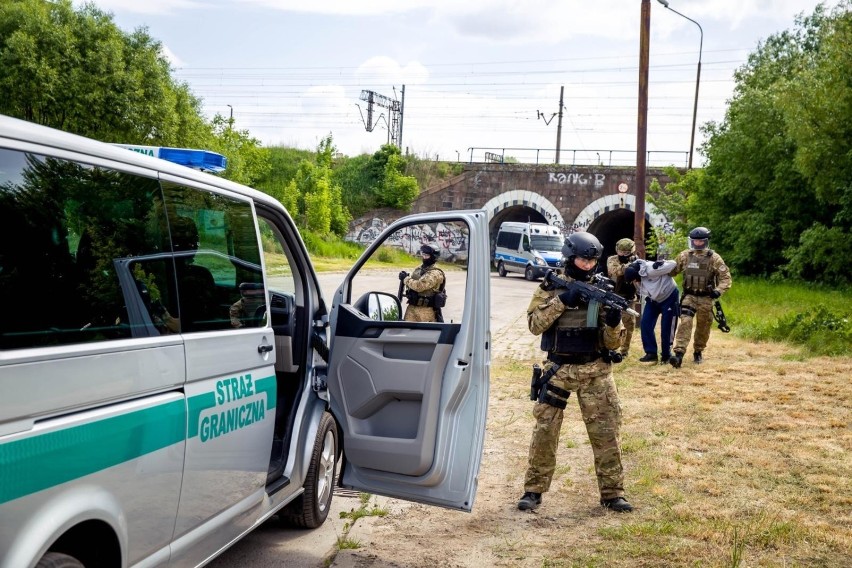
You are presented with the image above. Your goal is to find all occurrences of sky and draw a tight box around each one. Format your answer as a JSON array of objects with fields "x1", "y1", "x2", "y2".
[{"x1": 77, "y1": 0, "x2": 832, "y2": 167}]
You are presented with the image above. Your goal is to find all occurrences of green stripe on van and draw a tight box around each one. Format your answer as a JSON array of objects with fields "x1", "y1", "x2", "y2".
[
  {"x1": 0, "y1": 399, "x2": 186, "y2": 505},
  {"x1": 255, "y1": 375, "x2": 277, "y2": 411}
]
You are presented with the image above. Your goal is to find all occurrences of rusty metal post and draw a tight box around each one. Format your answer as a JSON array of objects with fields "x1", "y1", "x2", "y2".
[{"x1": 634, "y1": 0, "x2": 651, "y2": 258}]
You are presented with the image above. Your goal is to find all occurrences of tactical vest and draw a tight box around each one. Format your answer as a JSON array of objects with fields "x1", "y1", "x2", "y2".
[
  {"x1": 405, "y1": 266, "x2": 446, "y2": 308},
  {"x1": 540, "y1": 299, "x2": 602, "y2": 355},
  {"x1": 683, "y1": 250, "x2": 715, "y2": 295}
]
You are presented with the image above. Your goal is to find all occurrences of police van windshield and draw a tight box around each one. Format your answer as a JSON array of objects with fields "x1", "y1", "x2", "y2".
[{"x1": 530, "y1": 235, "x2": 564, "y2": 252}]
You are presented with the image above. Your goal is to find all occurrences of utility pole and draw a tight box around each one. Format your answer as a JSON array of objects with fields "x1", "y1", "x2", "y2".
[
  {"x1": 555, "y1": 86, "x2": 564, "y2": 165},
  {"x1": 537, "y1": 86, "x2": 565, "y2": 164},
  {"x1": 635, "y1": 0, "x2": 650, "y2": 258}
]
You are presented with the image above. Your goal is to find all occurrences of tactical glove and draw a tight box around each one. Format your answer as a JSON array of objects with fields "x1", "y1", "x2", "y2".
[
  {"x1": 709, "y1": 288, "x2": 721, "y2": 299},
  {"x1": 605, "y1": 307, "x2": 623, "y2": 328},
  {"x1": 399, "y1": 270, "x2": 409, "y2": 281},
  {"x1": 652, "y1": 261, "x2": 664, "y2": 269},
  {"x1": 558, "y1": 286, "x2": 582, "y2": 307}
]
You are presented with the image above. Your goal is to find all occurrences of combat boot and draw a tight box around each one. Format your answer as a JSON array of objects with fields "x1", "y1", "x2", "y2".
[
  {"x1": 638, "y1": 353, "x2": 658, "y2": 363},
  {"x1": 668, "y1": 352, "x2": 683, "y2": 368},
  {"x1": 693, "y1": 351, "x2": 703, "y2": 364},
  {"x1": 601, "y1": 496, "x2": 633, "y2": 512},
  {"x1": 517, "y1": 492, "x2": 542, "y2": 511}
]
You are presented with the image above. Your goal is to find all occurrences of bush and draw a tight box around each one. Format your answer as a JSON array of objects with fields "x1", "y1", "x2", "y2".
[{"x1": 768, "y1": 306, "x2": 852, "y2": 356}]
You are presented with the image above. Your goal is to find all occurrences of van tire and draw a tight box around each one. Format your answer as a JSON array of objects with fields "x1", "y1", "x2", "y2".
[
  {"x1": 525, "y1": 265, "x2": 535, "y2": 281},
  {"x1": 281, "y1": 412, "x2": 338, "y2": 529},
  {"x1": 36, "y1": 553, "x2": 85, "y2": 568},
  {"x1": 497, "y1": 262, "x2": 507, "y2": 277}
]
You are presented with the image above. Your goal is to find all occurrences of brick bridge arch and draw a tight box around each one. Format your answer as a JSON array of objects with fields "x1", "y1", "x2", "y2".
[{"x1": 347, "y1": 164, "x2": 679, "y2": 260}]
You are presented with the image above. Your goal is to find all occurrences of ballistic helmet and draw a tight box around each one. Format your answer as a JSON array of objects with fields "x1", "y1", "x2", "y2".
[
  {"x1": 688, "y1": 226, "x2": 711, "y2": 250},
  {"x1": 562, "y1": 232, "x2": 602, "y2": 281},
  {"x1": 562, "y1": 232, "x2": 603, "y2": 261},
  {"x1": 616, "y1": 238, "x2": 636, "y2": 255}
]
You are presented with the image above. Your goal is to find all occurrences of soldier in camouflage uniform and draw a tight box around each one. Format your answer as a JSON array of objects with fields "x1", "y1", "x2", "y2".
[
  {"x1": 400, "y1": 244, "x2": 446, "y2": 323},
  {"x1": 517, "y1": 232, "x2": 633, "y2": 513},
  {"x1": 606, "y1": 238, "x2": 639, "y2": 358},
  {"x1": 668, "y1": 227, "x2": 732, "y2": 367}
]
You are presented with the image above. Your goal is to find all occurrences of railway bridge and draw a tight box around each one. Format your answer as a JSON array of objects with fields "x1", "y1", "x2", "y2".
[{"x1": 347, "y1": 163, "x2": 678, "y2": 261}]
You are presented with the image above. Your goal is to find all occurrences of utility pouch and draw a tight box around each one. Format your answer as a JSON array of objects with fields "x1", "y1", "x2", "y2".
[{"x1": 433, "y1": 290, "x2": 447, "y2": 308}]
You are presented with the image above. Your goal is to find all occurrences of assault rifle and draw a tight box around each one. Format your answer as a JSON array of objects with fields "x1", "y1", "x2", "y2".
[
  {"x1": 397, "y1": 270, "x2": 409, "y2": 302},
  {"x1": 544, "y1": 270, "x2": 640, "y2": 317},
  {"x1": 713, "y1": 300, "x2": 731, "y2": 333}
]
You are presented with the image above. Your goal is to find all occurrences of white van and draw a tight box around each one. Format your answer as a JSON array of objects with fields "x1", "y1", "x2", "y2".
[
  {"x1": 494, "y1": 222, "x2": 564, "y2": 280},
  {"x1": 0, "y1": 115, "x2": 491, "y2": 568}
]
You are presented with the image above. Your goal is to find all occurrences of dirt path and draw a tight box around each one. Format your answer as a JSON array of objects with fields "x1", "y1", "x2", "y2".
[{"x1": 330, "y1": 275, "x2": 852, "y2": 567}]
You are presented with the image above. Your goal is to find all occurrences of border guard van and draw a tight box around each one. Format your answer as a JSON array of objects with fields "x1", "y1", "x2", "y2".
[
  {"x1": 494, "y1": 222, "x2": 564, "y2": 280},
  {"x1": 0, "y1": 114, "x2": 491, "y2": 568}
]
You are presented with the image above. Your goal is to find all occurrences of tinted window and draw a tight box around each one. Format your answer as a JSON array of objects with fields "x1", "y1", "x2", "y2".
[
  {"x1": 497, "y1": 231, "x2": 521, "y2": 250},
  {"x1": 161, "y1": 183, "x2": 265, "y2": 332},
  {"x1": 0, "y1": 149, "x2": 173, "y2": 348}
]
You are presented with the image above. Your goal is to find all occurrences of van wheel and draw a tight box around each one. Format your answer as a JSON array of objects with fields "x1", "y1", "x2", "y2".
[
  {"x1": 497, "y1": 262, "x2": 507, "y2": 277},
  {"x1": 525, "y1": 265, "x2": 535, "y2": 281},
  {"x1": 281, "y1": 412, "x2": 338, "y2": 529},
  {"x1": 36, "y1": 553, "x2": 85, "y2": 568}
]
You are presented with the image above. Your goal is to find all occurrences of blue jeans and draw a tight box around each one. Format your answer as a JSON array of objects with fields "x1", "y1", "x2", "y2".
[{"x1": 640, "y1": 289, "x2": 679, "y2": 359}]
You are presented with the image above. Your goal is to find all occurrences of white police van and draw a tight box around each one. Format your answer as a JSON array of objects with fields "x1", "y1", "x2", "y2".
[
  {"x1": 494, "y1": 221, "x2": 564, "y2": 280},
  {"x1": 0, "y1": 115, "x2": 491, "y2": 568}
]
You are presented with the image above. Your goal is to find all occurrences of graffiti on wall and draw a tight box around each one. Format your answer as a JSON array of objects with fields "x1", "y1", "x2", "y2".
[
  {"x1": 348, "y1": 218, "x2": 470, "y2": 262},
  {"x1": 548, "y1": 172, "x2": 606, "y2": 187}
]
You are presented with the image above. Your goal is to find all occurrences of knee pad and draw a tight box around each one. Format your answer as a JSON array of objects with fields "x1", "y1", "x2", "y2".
[{"x1": 680, "y1": 305, "x2": 697, "y2": 318}]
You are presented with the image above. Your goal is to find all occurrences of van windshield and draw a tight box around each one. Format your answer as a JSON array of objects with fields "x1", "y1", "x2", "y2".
[{"x1": 531, "y1": 235, "x2": 564, "y2": 252}]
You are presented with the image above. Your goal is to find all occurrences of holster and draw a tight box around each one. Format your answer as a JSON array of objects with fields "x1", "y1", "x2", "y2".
[{"x1": 530, "y1": 363, "x2": 569, "y2": 409}]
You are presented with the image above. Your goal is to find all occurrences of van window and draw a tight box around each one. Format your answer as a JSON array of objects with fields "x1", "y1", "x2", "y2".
[
  {"x1": 0, "y1": 149, "x2": 173, "y2": 348},
  {"x1": 496, "y1": 231, "x2": 521, "y2": 250},
  {"x1": 161, "y1": 183, "x2": 265, "y2": 332},
  {"x1": 531, "y1": 235, "x2": 564, "y2": 252}
]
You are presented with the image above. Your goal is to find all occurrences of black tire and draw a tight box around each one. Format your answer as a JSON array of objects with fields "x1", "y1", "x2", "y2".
[
  {"x1": 497, "y1": 261, "x2": 507, "y2": 277},
  {"x1": 525, "y1": 265, "x2": 535, "y2": 281},
  {"x1": 281, "y1": 412, "x2": 338, "y2": 529},
  {"x1": 36, "y1": 553, "x2": 85, "y2": 568}
]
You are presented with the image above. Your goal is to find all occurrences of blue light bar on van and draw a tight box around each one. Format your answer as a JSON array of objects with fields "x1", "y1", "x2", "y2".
[{"x1": 111, "y1": 144, "x2": 228, "y2": 173}]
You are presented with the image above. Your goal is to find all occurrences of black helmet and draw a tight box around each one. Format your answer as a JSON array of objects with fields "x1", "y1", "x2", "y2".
[
  {"x1": 689, "y1": 226, "x2": 711, "y2": 239},
  {"x1": 420, "y1": 244, "x2": 439, "y2": 265},
  {"x1": 561, "y1": 232, "x2": 603, "y2": 261},
  {"x1": 561, "y1": 232, "x2": 602, "y2": 281},
  {"x1": 689, "y1": 226, "x2": 711, "y2": 250}
]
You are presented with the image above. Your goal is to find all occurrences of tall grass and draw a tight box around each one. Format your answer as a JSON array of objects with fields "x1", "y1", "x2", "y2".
[
  {"x1": 300, "y1": 230, "x2": 414, "y2": 271},
  {"x1": 719, "y1": 276, "x2": 851, "y2": 356}
]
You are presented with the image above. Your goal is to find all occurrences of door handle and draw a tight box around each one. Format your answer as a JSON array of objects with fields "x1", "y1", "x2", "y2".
[{"x1": 258, "y1": 344, "x2": 273, "y2": 354}]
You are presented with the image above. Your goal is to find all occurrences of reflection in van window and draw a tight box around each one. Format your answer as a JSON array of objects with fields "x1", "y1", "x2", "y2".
[
  {"x1": 0, "y1": 149, "x2": 172, "y2": 348},
  {"x1": 161, "y1": 183, "x2": 265, "y2": 332}
]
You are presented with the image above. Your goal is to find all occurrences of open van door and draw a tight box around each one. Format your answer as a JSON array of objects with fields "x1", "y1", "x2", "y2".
[{"x1": 326, "y1": 210, "x2": 490, "y2": 511}]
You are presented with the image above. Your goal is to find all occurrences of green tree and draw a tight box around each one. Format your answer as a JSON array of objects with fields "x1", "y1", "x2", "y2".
[
  {"x1": 693, "y1": 2, "x2": 850, "y2": 283},
  {"x1": 368, "y1": 144, "x2": 420, "y2": 209},
  {"x1": 206, "y1": 115, "x2": 270, "y2": 187},
  {"x1": 0, "y1": 0, "x2": 208, "y2": 146}
]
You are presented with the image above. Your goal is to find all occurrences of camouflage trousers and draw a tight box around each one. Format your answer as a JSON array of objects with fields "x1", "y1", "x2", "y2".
[
  {"x1": 619, "y1": 302, "x2": 639, "y2": 356},
  {"x1": 523, "y1": 359, "x2": 625, "y2": 500},
  {"x1": 673, "y1": 294, "x2": 713, "y2": 354},
  {"x1": 403, "y1": 305, "x2": 438, "y2": 322}
]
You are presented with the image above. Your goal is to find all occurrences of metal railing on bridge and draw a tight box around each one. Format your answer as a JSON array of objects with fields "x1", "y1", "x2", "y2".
[{"x1": 468, "y1": 147, "x2": 689, "y2": 168}]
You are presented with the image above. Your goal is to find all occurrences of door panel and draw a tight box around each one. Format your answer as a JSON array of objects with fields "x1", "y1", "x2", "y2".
[{"x1": 327, "y1": 211, "x2": 490, "y2": 511}]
